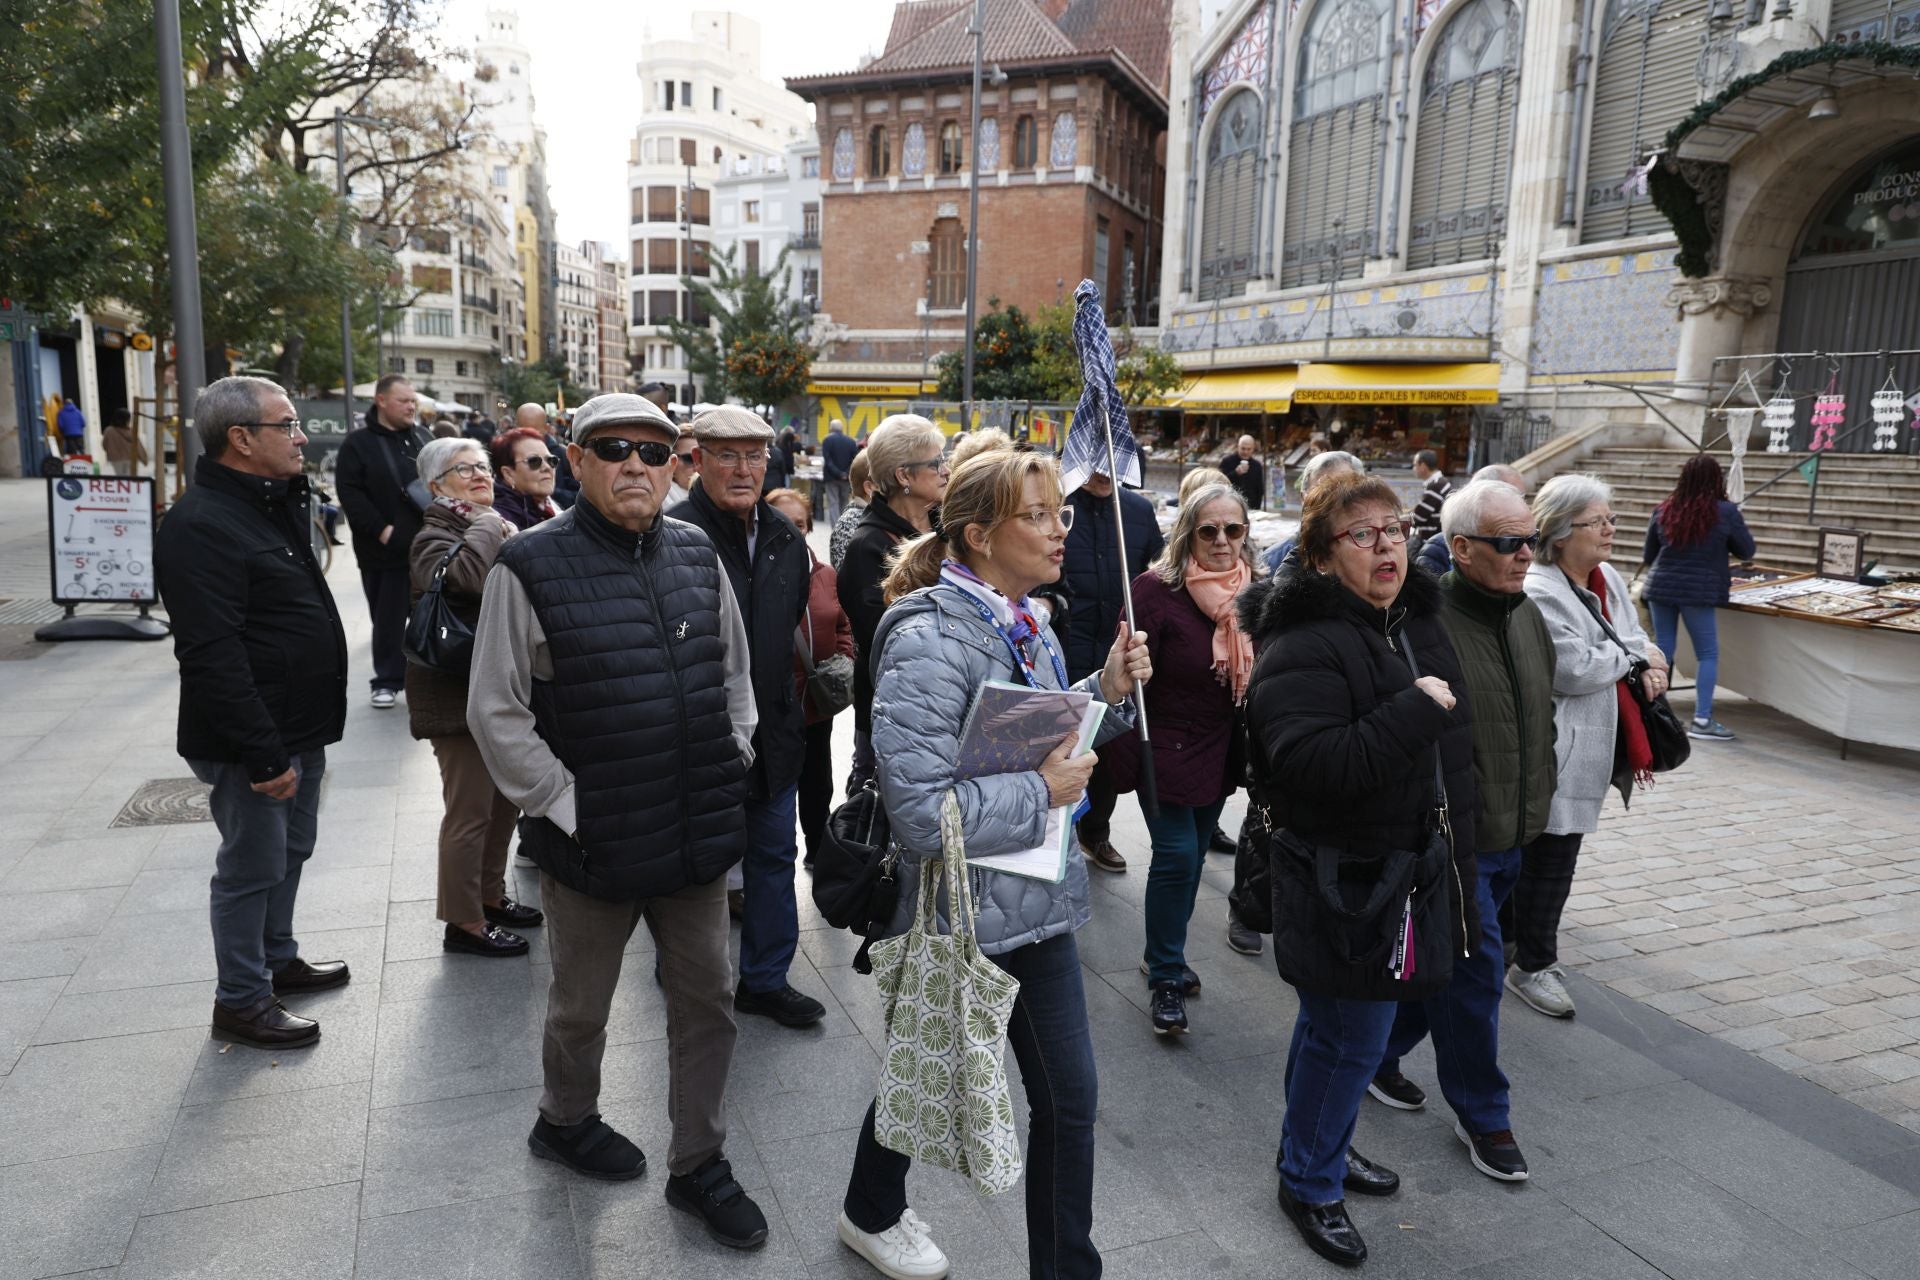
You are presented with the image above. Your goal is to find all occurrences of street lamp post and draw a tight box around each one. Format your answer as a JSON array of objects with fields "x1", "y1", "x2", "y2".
[
  {"x1": 155, "y1": 0, "x2": 207, "y2": 481},
  {"x1": 960, "y1": 0, "x2": 987, "y2": 428}
]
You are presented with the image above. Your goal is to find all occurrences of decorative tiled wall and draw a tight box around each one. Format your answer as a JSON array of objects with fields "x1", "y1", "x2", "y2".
[
  {"x1": 1529, "y1": 249, "x2": 1683, "y2": 377},
  {"x1": 1160, "y1": 271, "x2": 1497, "y2": 352}
]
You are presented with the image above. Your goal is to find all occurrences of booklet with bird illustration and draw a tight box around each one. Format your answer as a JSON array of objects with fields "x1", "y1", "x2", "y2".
[{"x1": 953, "y1": 680, "x2": 1106, "y2": 883}]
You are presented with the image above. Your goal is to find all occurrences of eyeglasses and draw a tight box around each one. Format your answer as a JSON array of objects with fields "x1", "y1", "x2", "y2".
[
  {"x1": 239, "y1": 420, "x2": 303, "y2": 436},
  {"x1": 583, "y1": 437, "x2": 675, "y2": 467},
  {"x1": 436, "y1": 461, "x2": 493, "y2": 482},
  {"x1": 1462, "y1": 532, "x2": 1540, "y2": 555},
  {"x1": 1197, "y1": 522, "x2": 1247, "y2": 543},
  {"x1": 1340, "y1": 520, "x2": 1408, "y2": 549},
  {"x1": 901, "y1": 457, "x2": 951, "y2": 477},
  {"x1": 705, "y1": 447, "x2": 769, "y2": 470},
  {"x1": 1011, "y1": 506, "x2": 1074, "y2": 532},
  {"x1": 1569, "y1": 513, "x2": 1619, "y2": 530},
  {"x1": 515, "y1": 454, "x2": 556, "y2": 470}
]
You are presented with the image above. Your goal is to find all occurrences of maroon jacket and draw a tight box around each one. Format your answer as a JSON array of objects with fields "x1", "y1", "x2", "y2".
[
  {"x1": 1100, "y1": 570, "x2": 1238, "y2": 807},
  {"x1": 794, "y1": 550, "x2": 855, "y2": 725}
]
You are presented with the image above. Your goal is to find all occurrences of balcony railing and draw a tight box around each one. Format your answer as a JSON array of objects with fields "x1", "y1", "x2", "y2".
[
  {"x1": 791, "y1": 233, "x2": 820, "y2": 250},
  {"x1": 462, "y1": 293, "x2": 498, "y2": 314}
]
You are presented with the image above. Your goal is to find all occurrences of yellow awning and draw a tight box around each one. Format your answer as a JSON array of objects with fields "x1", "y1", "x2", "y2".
[
  {"x1": 1290, "y1": 362, "x2": 1501, "y2": 405},
  {"x1": 806, "y1": 381, "x2": 919, "y2": 397},
  {"x1": 1171, "y1": 368, "x2": 1295, "y2": 413}
]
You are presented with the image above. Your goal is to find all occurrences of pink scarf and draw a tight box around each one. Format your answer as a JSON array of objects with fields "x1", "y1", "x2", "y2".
[{"x1": 1183, "y1": 558, "x2": 1254, "y2": 703}]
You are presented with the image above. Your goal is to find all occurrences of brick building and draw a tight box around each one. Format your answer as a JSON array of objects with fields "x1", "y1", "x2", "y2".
[{"x1": 787, "y1": 0, "x2": 1171, "y2": 412}]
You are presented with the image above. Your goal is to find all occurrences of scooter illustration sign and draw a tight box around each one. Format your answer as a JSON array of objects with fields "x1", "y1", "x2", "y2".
[{"x1": 47, "y1": 476, "x2": 156, "y2": 604}]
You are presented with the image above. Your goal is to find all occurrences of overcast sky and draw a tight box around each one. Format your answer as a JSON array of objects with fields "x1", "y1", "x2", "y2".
[{"x1": 439, "y1": 0, "x2": 900, "y2": 249}]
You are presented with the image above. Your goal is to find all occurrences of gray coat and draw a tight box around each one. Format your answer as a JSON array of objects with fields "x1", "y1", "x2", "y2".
[
  {"x1": 1523, "y1": 561, "x2": 1652, "y2": 835},
  {"x1": 872, "y1": 582, "x2": 1132, "y2": 955}
]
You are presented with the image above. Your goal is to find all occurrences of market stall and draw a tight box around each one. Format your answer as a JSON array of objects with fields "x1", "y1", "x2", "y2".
[
  {"x1": 1688, "y1": 572, "x2": 1920, "y2": 752},
  {"x1": 1289, "y1": 361, "x2": 1500, "y2": 474}
]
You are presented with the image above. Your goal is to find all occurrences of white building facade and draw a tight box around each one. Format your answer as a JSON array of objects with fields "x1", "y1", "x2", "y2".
[
  {"x1": 554, "y1": 240, "x2": 599, "y2": 393},
  {"x1": 710, "y1": 138, "x2": 823, "y2": 316}
]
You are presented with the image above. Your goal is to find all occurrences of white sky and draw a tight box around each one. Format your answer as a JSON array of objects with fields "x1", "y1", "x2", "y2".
[{"x1": 439, "y1": 0, "x2": 901, "y2": 249}]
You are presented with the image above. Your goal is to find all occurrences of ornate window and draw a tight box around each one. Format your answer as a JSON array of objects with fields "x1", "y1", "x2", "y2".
[
  {"x1": 1283, "y1": 0, "x2": 1392, "y2": 288},
  {"x1": 938, "y1": 121, "x2": 964, "y2": 174},
  {"x1": 902, "y1": 122, "x2": 928, "y2": 177},
  {"x1": 867, "y1": 124, "x2": 891, "y2": 178},
  {"x1": 975, "y1": 118, "x2": 999, "y2": 172},
  {"x1": 1201, "y1": 3, "x2": 1273, "y2": 117},
  {"x1": 1582, "y1": 0, "x2": 1710, "y2": 243},
  {"x1": 1014, "y1": 114, "x2": 1038, "y2": 168},
  {"x1": 1406, "y1": 0, "x2": 1519, "y2": 269},
  {"x1": 1050, "y1": 112, "x2": 1078, "y2": 168},
  {"x1": 831, "y1": 127, "x2": 855, "y2": 181},
  {"x1": 1196, "y1": 88, "x2": 1264, "y2": 301},
  {"x1": 929, "y1": 217, "x2": 966, "y2": 309}
]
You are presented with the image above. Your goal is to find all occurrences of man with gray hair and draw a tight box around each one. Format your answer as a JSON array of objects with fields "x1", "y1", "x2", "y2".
[
  {"x1": 1261, "y1": 450, "x2": 1363, "y2": 575},
  {"x1": 1417, "y1": 465, "x2": 1530, "y2": 577},
  {"x1": 154, "y1": 376, "x2": 351, "y2": 1050},
  {"x1": 1367, "y1": 479, "x2": 1556, "y2": 1186}
]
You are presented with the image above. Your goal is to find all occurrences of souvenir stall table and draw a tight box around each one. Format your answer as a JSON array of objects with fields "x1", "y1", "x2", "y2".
[{"x1": 1690, "y1": 572, "x2": 1920, "y2": 753}]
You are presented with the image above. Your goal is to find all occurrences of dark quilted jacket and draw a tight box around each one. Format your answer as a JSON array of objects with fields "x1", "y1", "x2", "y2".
[{"x1": 1642, "y1": 500, "x2": 1756, "y2": 605}]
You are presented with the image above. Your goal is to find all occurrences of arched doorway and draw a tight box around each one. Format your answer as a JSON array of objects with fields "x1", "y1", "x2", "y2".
[{"x1": 1776, "y1": 138, "x2": 1920, "y2": 445}]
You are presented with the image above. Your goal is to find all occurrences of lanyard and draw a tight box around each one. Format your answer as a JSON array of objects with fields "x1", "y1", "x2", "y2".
[{"x1": 951, "y1": 584, "x2": 1068, "y2": 689}]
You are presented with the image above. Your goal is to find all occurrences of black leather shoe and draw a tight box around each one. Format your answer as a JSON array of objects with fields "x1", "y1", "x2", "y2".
[
  {"x1": 1209, "y1": 824, "x2": 1237, "y2": 854},
  {"x1": 211, "y1": 995, "x2": 320, "y2": 1049},
  {"x1": 1343, "y1": 1148, "x2": 1400, "y2": 1196},
  {"x1": 443, "y1": 923, "x2": 529, "y2": 957},
  {"x1": 1277, "y1": 1182, "x2": 1367, "y2": 1266},
  {"x1": 271, "y1": 957, "x2": 350, "y2": 994},
  {"x1": 484, "y1": 897, "x2": 544, "y2": 929},
  {"x1": 734, "y1": 983, "x2": 825, "y2": 1027},
  {"x1": 528, "y1": 1114, "x2": 646, "y2": 1180},
  {"x1": 665, "y1": 1155, "x2": 769, "y2": 1249}
]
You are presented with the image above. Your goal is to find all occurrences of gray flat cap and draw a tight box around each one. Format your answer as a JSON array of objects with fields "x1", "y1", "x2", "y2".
[
  {"x1": 570, "y1": 393, "x2": 677, "y2": 442},
  {"x1": 690, "y1": 405, "x2": 775, "y2": 442}
]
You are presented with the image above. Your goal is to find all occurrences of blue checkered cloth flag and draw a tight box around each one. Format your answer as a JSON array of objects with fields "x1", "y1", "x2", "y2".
[{"x1": 1062, "y1": 280, "x2": 1141, "y2": 496}]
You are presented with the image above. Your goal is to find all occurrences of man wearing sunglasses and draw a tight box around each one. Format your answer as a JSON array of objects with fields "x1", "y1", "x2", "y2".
[
  {"x1": 674, "y1": 407, "x2": 822, "y2": 1030},
  {"x1": 468, "y1": 392, "x2": 770, "y2": 1249},
  {"x1": 1367, "y1": 480, "x2": 1556, "y2": 1187}
]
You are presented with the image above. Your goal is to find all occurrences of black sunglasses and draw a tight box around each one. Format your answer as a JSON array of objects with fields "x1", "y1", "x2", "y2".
[
  {"x1": 582, "y1": 437, "x2": 674, "y2": 467},
  {"x1": 516, "y1": 455, "x2": 556, "y2": 470},
  {"x1": 1462, "y1": 532, "x2": 1540, "y2": 555}
]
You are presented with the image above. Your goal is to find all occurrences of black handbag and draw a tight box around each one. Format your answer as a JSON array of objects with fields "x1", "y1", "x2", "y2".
[
  {"x1": 1575, "y1": 586, "x2": 1691, "y2": 775},
  {"x1": 795, "y1": 616, "x2": 855, "y2": 718},
  {"x1": 809, "y1": 780, "x2": 900, "y2": 974},
  {"x1": 403, "y1": 541, "x2": 474, "y2": 674}
]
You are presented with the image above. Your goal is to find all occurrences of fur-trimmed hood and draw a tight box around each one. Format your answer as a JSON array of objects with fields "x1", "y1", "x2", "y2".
[{"x1": 1237, "y1": 561, "x2": 1444, "y2": 648}]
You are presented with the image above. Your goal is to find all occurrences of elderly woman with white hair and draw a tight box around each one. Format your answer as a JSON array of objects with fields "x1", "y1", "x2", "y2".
[
  {"x1": 836, "y1": 414, "x2": 951, "y2": 793},
  {"x1": 408, "y1": 435, "x2": 543, "y2": 958},
  {"x1": 1516, "y1": 473, "x2": 1668, "y2": 1017},
  {"x1": 1263, "y1": 451, "x2": 1365, "y2": 575}
]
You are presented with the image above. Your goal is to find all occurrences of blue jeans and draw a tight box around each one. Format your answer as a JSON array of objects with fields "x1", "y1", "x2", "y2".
[
  {"x1": 1281, "y1": 990, "x2": 1399, "y2": 1204},
  {"x1": 187, "y1": 751, "x2": 326, "y2": 1008},
  {"x1": 846, "y1": 931, "x2": 1100, "y2": 1279},
  {"x1": 739, "y1": 782, "x2": 800, "y2": 995},
  {"x1": 1650, "y1": 602, "x2": 1719, "y2": 721},
  {"x1": 1141, "y1": 797, "x2": 1228, "y2": 983},
  {"x1": 1378, "y1": 845, "x2": 1523, "y2": 1136}
]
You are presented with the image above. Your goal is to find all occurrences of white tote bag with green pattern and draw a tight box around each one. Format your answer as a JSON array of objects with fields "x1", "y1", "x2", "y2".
[{"x1": 869, "y1": 791, "x2": 1024, "y2": 1195}]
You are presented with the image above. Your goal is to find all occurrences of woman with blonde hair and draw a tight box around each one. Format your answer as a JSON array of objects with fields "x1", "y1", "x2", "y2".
[
  {"x1": 834, "y1": 449, "x2": 1151, "y2": 1280},
  {"x1": 1179, "y1": 466, "x2": 1232, "y2": 506},
  {"x1": 948, "y1": 425, "x2": 1013, "y2": 471}
]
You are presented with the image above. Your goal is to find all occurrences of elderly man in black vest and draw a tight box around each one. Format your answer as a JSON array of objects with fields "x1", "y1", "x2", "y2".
[
  {"x1": 468, "y1": 392, "x2": 769, "y2": 1250},
  {"x1": 674, "y1": 406, "x2": 822, "y2": 1029}
]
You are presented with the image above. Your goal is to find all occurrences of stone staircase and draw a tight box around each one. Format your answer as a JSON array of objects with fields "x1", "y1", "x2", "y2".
[{"x1": 1568, "y1": 445, "x2": 1920, "y2": 577}]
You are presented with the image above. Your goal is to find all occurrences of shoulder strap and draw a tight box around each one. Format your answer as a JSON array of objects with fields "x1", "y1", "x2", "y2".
[
  {"x1": 795, "y1": 614, "x2": 817, "y2": 674},
  {"x1": 1400, "y1": 634, "x2": 1448, "y2": 805},
  {"x1": 1572, "y1": 576, "x2": 1637, "y2": 662}
]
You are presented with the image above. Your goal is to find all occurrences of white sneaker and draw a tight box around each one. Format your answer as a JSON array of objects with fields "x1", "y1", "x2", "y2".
[
  {"x1": 370, "y1": 689, "x2": 397, "y2": 709},
  {"x1": 1506, "y1": 964, "x2": 1575, "y2": 1018},
  {"x1": 837, "y1": 1209, "x2": 949, "y2": 1279}
]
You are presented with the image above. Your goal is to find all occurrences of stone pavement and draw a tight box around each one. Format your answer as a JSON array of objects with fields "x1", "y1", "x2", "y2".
[{"x1": 0, "y1": 475, "x2": 1918, "y2": 1278}]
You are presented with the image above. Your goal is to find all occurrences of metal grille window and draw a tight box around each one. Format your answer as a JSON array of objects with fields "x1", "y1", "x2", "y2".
[
  {"x1": 929, "y1": 217, "x2": 965, "y2": 309},
  {"x1": 1196, "y1": 88, "x2": 1264, "y2": 301},
  {"x1": 1406, "y1": 0, "x2": 1518, "y2": 269},
  {"x1": 1283, "y1": 0, "x2": 1391, "y2": 289},
  {"x1": 1581, "y1": 0, "x2": 1708, "y2": 243}
]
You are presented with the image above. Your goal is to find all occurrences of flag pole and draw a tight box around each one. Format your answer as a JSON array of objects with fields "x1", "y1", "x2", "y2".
[{"x1": 1096, "y1": 398, "x2": 1157, "y2": 820}]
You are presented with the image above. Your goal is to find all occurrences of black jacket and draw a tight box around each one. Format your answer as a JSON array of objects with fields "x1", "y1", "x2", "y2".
[
  {"x1": 334, "y1": 412, "x2": 430, "y2": 570},
  {"x1": 1227, "y1": 454, "x2": 1266, "y2": 510},
  {"x1": 1060, "y1": 485, "x2": 1165, "y2": 681},
  {"x1": 838, "y1": 497, "x2": 924, "y2": 733},
  {"x1": 154, "y1": 458, "x2": 348, "y2": 781},
  {"x1": 675, "y1": 480, "x2": 810, "y2": 798},
  {"x1": 1240, "y1": 564, "x2": 1479, "y2": 1000}
]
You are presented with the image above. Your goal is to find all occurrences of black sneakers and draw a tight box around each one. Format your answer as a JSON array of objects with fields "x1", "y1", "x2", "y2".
[
  {"x1": 1367, "y1": 1069, "x2": 1427, "y2": 1111},
  {"x1": 665, "y1": 1155, "x2": 769, "y2": 1249},
  {"x1": 734, "y1": 983, "x2": 826, "y2": 1028},
  {"x1": 1150, "y1": 980, "x2": 1188, "y2": 1036},
  {"x1": 1455, "y1": 1121, "x2": 1530, "y2": 1181},
  {"x1": 1138, "y1": 961, "x2": 1201, "y2": 996},
  {"x1": 527, "y1": 1114, "x2": 646, "y2": 1180}
]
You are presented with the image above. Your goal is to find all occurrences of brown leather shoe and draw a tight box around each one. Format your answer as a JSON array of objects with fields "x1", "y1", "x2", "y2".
[
  {"x1": 211, "y1": 995, "x2": 320, "y2": 1049},
  {"x1": 272, "y1": 958, "x2": 351, "y2": 994},
  {"x1": 1081, "y1": 838, "x2": 1127, "y2": 873}
]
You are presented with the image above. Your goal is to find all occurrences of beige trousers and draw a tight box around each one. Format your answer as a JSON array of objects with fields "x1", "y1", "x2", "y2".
[{"x1": 431, "y1": 735, "x2": 517, "y2": 924}]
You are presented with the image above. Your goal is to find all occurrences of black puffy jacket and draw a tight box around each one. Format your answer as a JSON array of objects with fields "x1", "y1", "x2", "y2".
[
  {"x1": 838, "y1": 498, "x2": 924, "y2": 734},
  {"x1": 333, "y1": 413, "x2": 429, "y2": 570},
  {"x1": 155, "y1": 458, "x2": 348, "y2": 781},
  {"x1": 1240, "y1": 564, "x2": 1479, "y2": 1000}
]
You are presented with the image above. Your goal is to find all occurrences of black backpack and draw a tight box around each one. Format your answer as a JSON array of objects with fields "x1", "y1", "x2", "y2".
[{"x1": 808, "y1": 781, "x2": 901, "y2": 974}]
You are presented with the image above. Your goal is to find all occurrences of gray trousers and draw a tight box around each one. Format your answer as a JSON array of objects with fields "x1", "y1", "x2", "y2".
[
  {"x1": 188, "y1": 750, "x2": 326, "y2": 1008},
  {"x1": 538, "y1": 870, "x2": 738, "y2": 1176}
]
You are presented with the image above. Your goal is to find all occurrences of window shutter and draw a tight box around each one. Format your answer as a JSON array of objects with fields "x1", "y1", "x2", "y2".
[
  {"x1": 1582, "y1": 0, "x2": 1707, "y2": 243},
  {"x1": 1407, "y1": 46, "x2": 1517, "y2": 266},
  {"x1": 1198, "y1": 90, "x2": 1265, "y2": 300}
]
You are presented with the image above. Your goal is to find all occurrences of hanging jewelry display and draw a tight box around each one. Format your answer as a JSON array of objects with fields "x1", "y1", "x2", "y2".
[
  {"x1": 1809, "y1": 378, "x2": 1844, "y2": 452},
  {"x1": 1871, "y1": 371, "x2": 1905, "y2": 452},
  {"x1": 1763, "y1": 393, "x2": 1796, "y2": 453}
]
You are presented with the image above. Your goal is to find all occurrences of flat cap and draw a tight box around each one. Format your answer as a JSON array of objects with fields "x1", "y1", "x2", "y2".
[
  {"x1": 570, "y1": 392, "x2": 677, "y2": 442},
  {"x1": 690, "y1": 405, "x2": 775, "y2": 442}
]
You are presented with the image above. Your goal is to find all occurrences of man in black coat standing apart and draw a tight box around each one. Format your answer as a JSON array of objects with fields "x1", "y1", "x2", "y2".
[
  {"x1": 334, "y1": 374, "x2": 429, "y2": 708},
  {"x1": 154, "y1": 376, "x2": 351, "y2": 1050}
]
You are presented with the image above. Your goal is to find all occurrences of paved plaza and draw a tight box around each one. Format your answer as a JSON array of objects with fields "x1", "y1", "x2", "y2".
[{"x1": 1, "y1": 476, "x2": 1918, "y2": 1278}]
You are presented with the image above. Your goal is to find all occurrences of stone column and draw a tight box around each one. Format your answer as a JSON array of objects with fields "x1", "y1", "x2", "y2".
[{"x1": 1666, "y1": 274, "x2": 1775, "y2": 442}]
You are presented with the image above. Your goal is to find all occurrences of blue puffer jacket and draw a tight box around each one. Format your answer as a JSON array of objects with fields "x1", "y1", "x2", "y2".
[
  {"x1": 871, "y1": 581, "x2": 1132, "y2": 955},
  {"x1": 1642, "y1": 500, "x2": 1756, "y2": 606}
]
